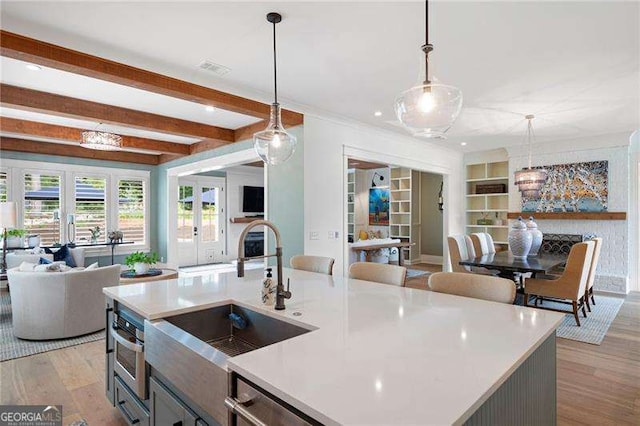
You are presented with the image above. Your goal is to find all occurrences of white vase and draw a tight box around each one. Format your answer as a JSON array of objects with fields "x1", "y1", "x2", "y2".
[
  {"x1": 508, "y1": 217, "x2": 533, "y2": 259},
  {"x1": 526, "y1": 216, "x2": 543, "y2": 256},
  {"x1": 134, "y1": 262, "x2": 150, "y2": 275}
]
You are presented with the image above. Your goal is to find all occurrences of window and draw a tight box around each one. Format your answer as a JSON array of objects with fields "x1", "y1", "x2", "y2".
[
  {"x1": 75, "y1": 176, "x2": 107, "y2": 243},
  {"x1": 118, "y1": 179, "x2": 146, "y2": 245},
  {"x1": 0, "y1": 171, "x2": 7, "y2": 202},
  {"x1": 24, "y1": 173, "x2": 61, "y2": 245},
  {"x1": 177, "y1": 185, "x2": 194, "y2": 242},
  {"x1": 200, "y1": 186, "x2": 219, "y2": 242}
]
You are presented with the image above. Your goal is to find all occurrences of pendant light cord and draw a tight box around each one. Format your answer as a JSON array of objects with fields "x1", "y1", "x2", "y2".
[
  {"x1": 423, "y1": 0, "x2": 432, "y2": 85},
  {"x1": 272, "y1": 20, "x2": 278, "y2": 104}
]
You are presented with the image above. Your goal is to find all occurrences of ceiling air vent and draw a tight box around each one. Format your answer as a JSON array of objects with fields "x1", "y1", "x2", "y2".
[{"x1": 198, "y1": 60, "x2": 231, "y2": 76}]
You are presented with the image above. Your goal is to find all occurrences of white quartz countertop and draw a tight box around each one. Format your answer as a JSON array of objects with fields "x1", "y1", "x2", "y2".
[{"x1": 103, "y1": 268, "x2": 564, "y2": 425}]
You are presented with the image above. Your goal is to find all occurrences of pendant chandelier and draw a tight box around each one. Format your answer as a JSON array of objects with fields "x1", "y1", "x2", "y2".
[
  {"x1": 81, "y1": 124, "x2": 122, "y2": 151},
  {"x1": 394, "y1": 0, "x2": 463, "y2": 139},
  {"x1": 514, "y1": 115, "x2": 547, "y2": 199},
  {"x1": 253, "y1": 12, "x2": 297, "y2": 166}
]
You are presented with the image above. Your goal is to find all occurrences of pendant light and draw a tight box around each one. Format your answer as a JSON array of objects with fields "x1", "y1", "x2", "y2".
[
  {"x1": 81, "y1": 123, "x2": 122, "y2": 151},
  {"x1": 253, "y1": 12, "x2": 297, "y2": 166},
  {"x1": 514, "y1": 115, "x2": 548, "y2": 199},
  {"x1": 394, "y1": 0, "x2": 463, "y2": 139}
]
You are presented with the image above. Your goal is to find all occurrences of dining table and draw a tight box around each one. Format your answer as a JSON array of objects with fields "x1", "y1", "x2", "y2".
[{"x1": 459, "y1": 251, "x2": 567, "y2": 280}]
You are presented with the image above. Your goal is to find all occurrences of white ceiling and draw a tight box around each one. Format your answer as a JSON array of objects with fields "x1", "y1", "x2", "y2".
[{"x1": 1, "y1": 1, "x2": 638, "y2": 152}]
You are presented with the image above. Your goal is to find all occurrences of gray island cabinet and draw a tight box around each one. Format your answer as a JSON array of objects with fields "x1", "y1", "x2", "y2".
[{"x1": 104, "y1": 268, "x2": 564, "y2": 426}]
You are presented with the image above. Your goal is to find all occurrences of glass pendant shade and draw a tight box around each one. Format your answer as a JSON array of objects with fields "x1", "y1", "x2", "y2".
[
  {"x1": 81, "y1": 130, "x2": 122, "y2": 151},
  {"x1": 514, "y1": 168, "x2": 548, "y2": 199},
  {"x1": 394, "y1": 83, "x2": 463, "y2": 138},
  {"x1": 253, "y1": 103, "x2": 297, "y2": 165}
]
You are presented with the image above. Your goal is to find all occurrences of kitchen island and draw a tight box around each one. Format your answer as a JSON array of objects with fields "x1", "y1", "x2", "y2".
[{"x1": 104, "y1": 268, "x2": 564, "y2": 425}]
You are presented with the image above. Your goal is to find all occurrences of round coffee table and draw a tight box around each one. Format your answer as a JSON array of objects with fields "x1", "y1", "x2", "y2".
[{"x1": 119, "y1": 268, "x2": 179, "y2": 284}]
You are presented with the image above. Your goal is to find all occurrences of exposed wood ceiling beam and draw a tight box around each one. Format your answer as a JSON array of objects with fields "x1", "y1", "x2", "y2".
[
  {"x1": 0, "y1": 136, "x2": 159, "y2": 165},
  {"x1": 0, "y1": 117, "x2": 190, "y2": 155},
  {"x1": 0, "y1": 84, "x2": 235, "y2": 143},
  {"x1": 0, "y1": 30, "x2": 304, "y2": 127},
  {"x1": 348, "y1": 159, "x2": 388, "y2": 170},
  {"x1": 233, "y1": 120, "x2": 269, "y2": 142}
]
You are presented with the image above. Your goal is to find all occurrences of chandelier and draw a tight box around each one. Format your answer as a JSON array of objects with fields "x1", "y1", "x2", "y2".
[
  {"x1": 394, "y1": 0, "x2": 463, "y2": 139},
  {"x1": 81, "y1": 129, "x2": 122, "y2": 151},
  {"x1": 514, "y1": 115, "x2": 547, "y2": 199},
  {"x1": 253, "y1": 12, "x2": 297, "y2": 166}
]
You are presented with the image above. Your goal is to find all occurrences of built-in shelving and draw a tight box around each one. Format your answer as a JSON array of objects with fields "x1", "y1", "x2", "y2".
[
  {"x1": 465, "y1": 161, "x2": 510, "y2": 250},
  {"x1": 347, "y1": 170, "x2": 355, "y2": 242},
  {"x1": 390, "y1": 167, "x2": 421, "y2": 264}
]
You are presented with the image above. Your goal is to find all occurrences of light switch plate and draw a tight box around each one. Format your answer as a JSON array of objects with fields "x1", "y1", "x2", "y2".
[{"x1": 309, "y1": 231, "x2": 320, "y2": 240}]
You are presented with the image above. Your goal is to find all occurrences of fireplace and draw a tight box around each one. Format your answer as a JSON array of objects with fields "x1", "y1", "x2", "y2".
[{"x1": 243, "y1": 232, "x2": 264, "y2": 257}]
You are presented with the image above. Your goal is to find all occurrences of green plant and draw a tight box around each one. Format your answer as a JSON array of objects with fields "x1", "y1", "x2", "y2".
[
  {"x1": 124, "y1": 251, "x2": 159, "y2": 268},
  {"x1": 6, "y1": 229, "x2": 26, "y2": 238}
]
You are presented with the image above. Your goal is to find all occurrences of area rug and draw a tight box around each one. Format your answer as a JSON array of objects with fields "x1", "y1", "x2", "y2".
[
  {"x1": 406, "y1": 269, "x2": 431, "y2": 279},
  {"x1": 537, "y1": 295, "x2": 624, "y2": 345},
  {"x1": 0, "y1": 292, "x2": 104, "y2": 362}
]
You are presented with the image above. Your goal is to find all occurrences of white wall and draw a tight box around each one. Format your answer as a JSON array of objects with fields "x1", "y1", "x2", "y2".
[
  {"x1": 225, "y1": 166, "x2": 265, "y2": 261},
  {"x1": 353, "y1": 167, "x2": 390, "y2": 238},
  {"x1": 303, "y1": 115, "x2": 465, "y2": 276},
  {"x1": 507, "y1": 132, "x2": 633, "y2": 294}
]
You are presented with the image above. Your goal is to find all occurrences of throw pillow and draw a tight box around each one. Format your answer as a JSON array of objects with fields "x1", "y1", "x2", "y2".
[
  {"x1": 39, "y1": 257, "x2": 52, "y2": 265},
  {"x1": 44, "y1": 245, "x2": 77, "y2": 267},
  {"x1": 85, "y1": 262, "x2": 99, "y2": 270},
  {"x1": 18, "y1": 261, "x2": 36, "y2": 272}
]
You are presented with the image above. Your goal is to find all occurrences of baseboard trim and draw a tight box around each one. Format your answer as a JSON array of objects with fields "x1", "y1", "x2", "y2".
[{"x1": 420, "y1": 255, "x2": 443, "y2": 265}]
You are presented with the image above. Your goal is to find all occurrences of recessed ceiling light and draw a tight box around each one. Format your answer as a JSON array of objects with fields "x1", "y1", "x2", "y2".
[
  {"x1": 374, "y1": 111, "x2": 382, "y2": 117},
  {"x1": 26, "y1": 64, "x2": 42, "y2": 71},
  {"x1": 205, "y1": 106, "x2": 215, "y2": 113},
  {"x1": 460, "y1": 142, "x2": 467, "y2": 146}
]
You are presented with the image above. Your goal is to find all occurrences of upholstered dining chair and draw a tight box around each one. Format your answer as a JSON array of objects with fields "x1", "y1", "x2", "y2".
[
  {"x1": 447, "y1": 235, "x2": 474, "y2": 273},
  {"x1": 428, "y1": 272, "x2": 516, "y2": 304},
  {"x1": 470, "y1": 233, "x2": 496, "y2": 256},
  {"x1": 523, "y1": 241, "x2": 595, "y2": 326},
  {"x1": 290, "y1": 255, "x2": 335, "y2": 275},
  {"x1": 348, "y1": 262, "x2": 407, "y2": 287},
  {"x1": 583, "y1": 237, "x2": 603, "y2": 312}
]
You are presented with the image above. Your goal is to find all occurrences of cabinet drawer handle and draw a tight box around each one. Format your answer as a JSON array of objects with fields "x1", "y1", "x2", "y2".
[
  {"x1": 224, "y1": 397, "x2": 266, "y2": 426},
  {"x1": 117, "y1": 399, "x2": 140, "y2": 425}
]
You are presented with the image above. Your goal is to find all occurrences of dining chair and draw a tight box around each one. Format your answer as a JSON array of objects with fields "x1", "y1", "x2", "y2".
[
  {"x1": 448, "y1": 235, "x2": 499, "y2": 276},
  {"x1": 583, "y1": 237, "x2": 603, "y2": 312},
  {"x1": 523, "y1": 241, "x2": 595, "y2": 326},
  {"x1": 447, "y1": 235, "x2": 474, "y2": 273},
  {"x1": 428, "y1": 272, "x2": 516, "y2": 304},
  {"x1": 290, "y1": 255, "x2": 335, "y2": 275},
  {"x1": 470, "y1": 232, "x2": 496, "y2": 256},
  {"x1": 348, "y1": 262, "x2": 407, "y2": 287}
]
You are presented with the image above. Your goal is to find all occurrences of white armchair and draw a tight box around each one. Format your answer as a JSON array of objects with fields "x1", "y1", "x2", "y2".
[{"x1": 7, "y1": 264, "x2": 120, "y2": 340}]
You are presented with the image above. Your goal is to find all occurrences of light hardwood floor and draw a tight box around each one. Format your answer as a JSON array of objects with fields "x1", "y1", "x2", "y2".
[{"x1": 1, "y1": 288, "x2": 638, "y2": 425}]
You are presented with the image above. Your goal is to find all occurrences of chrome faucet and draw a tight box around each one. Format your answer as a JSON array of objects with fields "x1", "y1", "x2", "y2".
[{"x1": 237, "y1": 220, "x2": 291, "y2": 310}]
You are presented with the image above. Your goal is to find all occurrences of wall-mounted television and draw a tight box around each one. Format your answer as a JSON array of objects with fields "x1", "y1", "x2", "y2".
[{"x1": 242, "y1": 186, "x2": 264, "y2": 213}]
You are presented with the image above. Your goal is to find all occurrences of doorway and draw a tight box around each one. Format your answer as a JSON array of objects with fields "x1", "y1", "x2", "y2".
[{"x1": 177, "y1": 176, "x2": 226, "y2": 267}]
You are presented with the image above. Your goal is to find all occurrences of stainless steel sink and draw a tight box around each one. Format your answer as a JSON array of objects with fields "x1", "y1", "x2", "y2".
[
  {"x1": 164, "y1": 304, "x2": 310, "y2": 358},
  {"x1": 144, "y1": 304, "x2": 311, "y2": 425}
]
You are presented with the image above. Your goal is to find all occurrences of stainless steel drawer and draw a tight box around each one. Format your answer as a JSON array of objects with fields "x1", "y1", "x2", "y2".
[{"x1": 115, "y1": 375, "x2": 150, "y2": 426}]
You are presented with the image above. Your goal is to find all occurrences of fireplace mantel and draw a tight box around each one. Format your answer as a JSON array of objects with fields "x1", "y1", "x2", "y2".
[{"x1": 507, "y1": 212, "x2": 627, "y2": 220}]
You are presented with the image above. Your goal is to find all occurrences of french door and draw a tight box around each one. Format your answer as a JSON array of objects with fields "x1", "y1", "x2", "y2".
[{"x1": 177, "y1": 177, "x2": 226, "y2": 266}]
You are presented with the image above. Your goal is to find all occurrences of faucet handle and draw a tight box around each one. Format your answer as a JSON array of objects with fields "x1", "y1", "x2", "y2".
[{"x1": 281, "y1": 278, "x2": 292, "y2": 300}]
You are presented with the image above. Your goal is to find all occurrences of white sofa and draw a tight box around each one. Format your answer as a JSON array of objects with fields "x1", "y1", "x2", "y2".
[
  {"x1": 6, "y1": 247, "x2": 85, "y2": 269},
  {"x1": 7, "y1": 264, "x2": 120, "y2": 340}
]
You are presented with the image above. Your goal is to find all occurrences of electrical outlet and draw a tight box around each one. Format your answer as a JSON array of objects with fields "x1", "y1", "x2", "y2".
[{"x1": 309, "y1": 231, "x2": 320, "y2": 240}]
